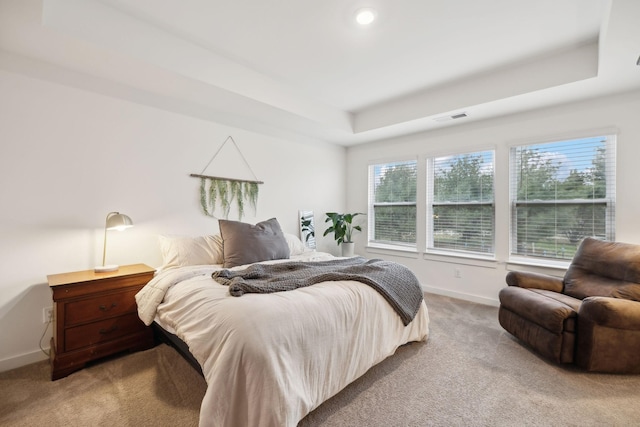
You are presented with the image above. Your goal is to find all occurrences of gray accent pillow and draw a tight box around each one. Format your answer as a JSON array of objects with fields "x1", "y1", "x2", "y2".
[{"x1": 219, "y1": 218, "x2": 290, "y2": 268}]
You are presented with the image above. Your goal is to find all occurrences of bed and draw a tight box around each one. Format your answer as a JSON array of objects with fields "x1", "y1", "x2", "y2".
[{"x1": 136, "y1": 218, "x2": 430, "y2": 427}]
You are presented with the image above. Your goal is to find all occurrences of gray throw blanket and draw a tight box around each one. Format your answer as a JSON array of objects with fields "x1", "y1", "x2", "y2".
[{"x1": 212, "y1": 257, "x2": 423, "y2": 326}]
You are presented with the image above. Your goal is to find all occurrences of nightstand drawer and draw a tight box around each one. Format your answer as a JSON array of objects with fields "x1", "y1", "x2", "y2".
[
  {"x1": 65, "y1": 289, "x2": 139, "y2": 326},
  {"x1": 65, "y1": 312, "x2": 147, "y2": 352}
]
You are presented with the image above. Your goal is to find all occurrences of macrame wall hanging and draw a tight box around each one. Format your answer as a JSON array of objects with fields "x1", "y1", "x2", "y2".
[{"x1": 190, "y1": 136, "x2": 263, "y2": 220}]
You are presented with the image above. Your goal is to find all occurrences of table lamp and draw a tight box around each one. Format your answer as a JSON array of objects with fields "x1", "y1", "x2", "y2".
[{"x1": 95, "y1": 211, "x2": 133, "y2": 272}]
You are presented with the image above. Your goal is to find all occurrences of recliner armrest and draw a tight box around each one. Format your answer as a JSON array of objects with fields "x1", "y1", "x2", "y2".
[
  {"x1": 579, "y1": 297, "x2": 640, "y2": 330},
  {"x1": 506, "y1": 271, "x2": 563, "y2": 292}
]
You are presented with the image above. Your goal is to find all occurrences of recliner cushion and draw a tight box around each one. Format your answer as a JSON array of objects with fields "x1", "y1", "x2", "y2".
[
  {"x1": 499, "y1": 286, "x2": 578, "y2": 334},
  {"x1": 564, "y1": 238, "x2": 640, "y2": 301},
  {"x1": 528, "y1": 289, "x2": 580, "y2": 332},
  {"x1": 564, "y1": 273, "x2": 640, "y2": 301}
]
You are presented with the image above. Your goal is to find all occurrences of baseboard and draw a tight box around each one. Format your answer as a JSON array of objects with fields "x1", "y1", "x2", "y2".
[
  {"x1": 0, "y1": 347, "x2": 49, "y2": 373},
  {"x1": 422, "y1": 284, "x2": 499, "y2": 307}
]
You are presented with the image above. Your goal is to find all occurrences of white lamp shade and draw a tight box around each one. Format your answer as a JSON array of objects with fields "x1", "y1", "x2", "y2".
[{"x1": 106, "y1": 213, "x2": 133, "y2": 231}]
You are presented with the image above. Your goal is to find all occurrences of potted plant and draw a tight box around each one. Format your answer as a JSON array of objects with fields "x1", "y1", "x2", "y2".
[{"x1": 323, "y1": 212, "x2": 364, "y2": 257}]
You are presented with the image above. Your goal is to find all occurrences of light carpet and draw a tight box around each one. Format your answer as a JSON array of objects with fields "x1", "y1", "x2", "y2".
[{"x1": 1, "y1": 293, "x2": 639, "y2": 426}]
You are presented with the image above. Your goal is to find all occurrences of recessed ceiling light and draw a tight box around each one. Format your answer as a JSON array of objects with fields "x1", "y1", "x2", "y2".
[{"x1": 355, "y1": 8, "x2": 376, "y2": 26}]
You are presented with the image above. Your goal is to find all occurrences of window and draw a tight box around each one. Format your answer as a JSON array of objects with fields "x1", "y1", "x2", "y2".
[
  {"x1": 510, "y1": 135, "x2": 616, "y2": 261},
  {"x1": 428, "y1": 151, "x2": 495, "y2": 255},
  {"x1": 368, "y1": 160, "x2": 417, "y2": 247}
]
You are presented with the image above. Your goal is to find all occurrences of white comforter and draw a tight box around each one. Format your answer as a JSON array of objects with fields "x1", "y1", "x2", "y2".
[{"x1": 136, "y1": 252, "x2": 430, "y2": 427}]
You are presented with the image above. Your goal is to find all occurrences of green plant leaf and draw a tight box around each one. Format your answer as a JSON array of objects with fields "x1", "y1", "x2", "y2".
[
  {"x1": 197, "y1": 177, "x2": 260, "y2": 220},
  {"x1": 324, "y1": 212, "x2": 364, "y2": 244},
  {"x1": 208, "y1": 179, "x2": 217, "y2": 216},
  {"x1": 200, "y1": 178, "x2": 211, "y2": 217},
  {"x1": 236, "y1": 181, "x2": 244, "y2": 220}
]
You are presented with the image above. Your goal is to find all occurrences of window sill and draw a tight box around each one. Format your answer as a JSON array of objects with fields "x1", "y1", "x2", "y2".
[
  {"x1": 422, "y1": 251, "x2": 498, "y2": 269},
  {"x1": 365, "y1": 244, "x2": 419, "y2": 259},
  {"x1": 507, "y1": 257, "x2": 570, "y2": 273}
]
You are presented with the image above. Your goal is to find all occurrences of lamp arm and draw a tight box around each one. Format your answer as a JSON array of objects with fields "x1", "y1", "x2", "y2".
[
  {"x1": 101, "y1": 212, "x2": 118, "y2": 267},
  {"x1": 101, "y1": 224, "x2": 109, "y2": 267}
]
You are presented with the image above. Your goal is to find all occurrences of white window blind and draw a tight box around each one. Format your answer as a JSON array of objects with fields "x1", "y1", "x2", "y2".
[
  {"x1": 368, "y1": 160, "x2": 417, "y2": 246},
  {"x1": 428, "y1": 151, "x2": 495, "y2": 255},
  {"x1": 510, "y1": 135, "x2": 616, "y2": 261}
]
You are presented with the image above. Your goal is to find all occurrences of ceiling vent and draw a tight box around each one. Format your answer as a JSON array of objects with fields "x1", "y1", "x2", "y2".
[{"x1": 433, "y1": 112, "x2": 468, "y2": 122}]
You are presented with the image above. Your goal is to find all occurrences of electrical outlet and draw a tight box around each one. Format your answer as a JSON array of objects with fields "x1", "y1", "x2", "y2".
[
  {"x1": 454, "y1": 268, "x2": 462, "y2": 278},
  {"x1": 43, "y1": 307, "x2": 53, "y2": 324}
]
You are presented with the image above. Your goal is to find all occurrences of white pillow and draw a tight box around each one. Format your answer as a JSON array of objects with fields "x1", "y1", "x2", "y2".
[
  {"x1": 158, "y1": 234, "x2": 224, "y2": 269},
  {"x1": 284, "y1": 233, "x2": 307, "y2": 256}
]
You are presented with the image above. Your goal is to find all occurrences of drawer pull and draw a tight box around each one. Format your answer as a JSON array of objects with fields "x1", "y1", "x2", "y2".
[
  {"x1": 99, "y1": 326, "x2": 119, "y2": 335},
  {"x1": 99, "y1": 302, "x2": 118, "y2": 311}
]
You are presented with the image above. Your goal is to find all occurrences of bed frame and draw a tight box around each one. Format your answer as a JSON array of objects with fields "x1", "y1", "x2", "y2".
[{"x1": 152, "y1": 322, "x2": 203, "y2": 377}]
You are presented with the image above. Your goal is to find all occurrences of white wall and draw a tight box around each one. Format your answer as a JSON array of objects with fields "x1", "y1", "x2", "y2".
[
  {"x1": 0, "y1": 69, "x2": 346, "y2": 371},
  {"x1": 347, "y1": 89, "x2": 640, "y2": 305}
]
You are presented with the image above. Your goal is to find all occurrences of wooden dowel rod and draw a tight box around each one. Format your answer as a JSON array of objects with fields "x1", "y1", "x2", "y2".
[{"x1": 189, "y1": 174, "x2": 264, "y2": 185}]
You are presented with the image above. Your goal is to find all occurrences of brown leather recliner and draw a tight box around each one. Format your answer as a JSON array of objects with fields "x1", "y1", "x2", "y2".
[{"x1": 499, "y1": 237, "x2": 640, "y2": 373}]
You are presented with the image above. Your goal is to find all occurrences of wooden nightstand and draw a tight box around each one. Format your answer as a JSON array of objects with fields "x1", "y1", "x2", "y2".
[{"x1": 47, "y1": 264, "x2": 156, "y2": 380}]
